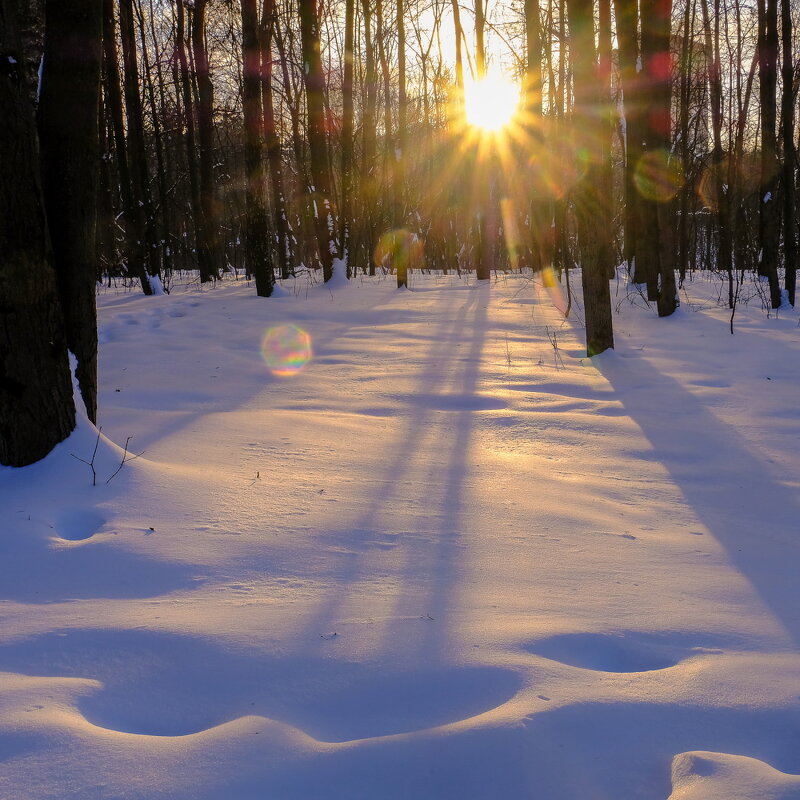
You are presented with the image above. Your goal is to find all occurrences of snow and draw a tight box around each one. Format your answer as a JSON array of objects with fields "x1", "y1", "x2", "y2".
[{"x1": 1, "y1": 269, "x2": 799, "y2": 799}]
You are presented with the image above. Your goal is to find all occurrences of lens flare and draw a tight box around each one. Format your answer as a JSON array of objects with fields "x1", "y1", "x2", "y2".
[
  {"x1": 373, "y1": 229, "x2": 424, "y2": 273},
  {"x1": 634, "y1": 149, "x2": 683, "y2": 203},
  {"x1": 261, "y1": 325, "x2": 312, "y2": 377},
  {"x1": 527, "y1": 140, "x2": 587, "y2": 201},
  {"x1": 500, "y1": 198, "x2": 522, "y2": 269}
]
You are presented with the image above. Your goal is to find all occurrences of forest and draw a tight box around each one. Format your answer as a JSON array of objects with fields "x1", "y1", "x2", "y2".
[
  {"x1": 2, "y1": 4, "x2": 800, "y2": 798},
  {"x1": 2, "y1": 0, "x2": 799, "y2": 466}
]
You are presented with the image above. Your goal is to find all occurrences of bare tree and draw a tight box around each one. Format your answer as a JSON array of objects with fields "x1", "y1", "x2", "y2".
[{"x1": 566, "y1": 0, "x2": 614, "y2": 354}]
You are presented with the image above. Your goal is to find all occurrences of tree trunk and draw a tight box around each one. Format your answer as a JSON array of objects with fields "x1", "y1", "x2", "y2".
[
  {"x1": 298, "y1": 0, "x2": 338, "y2": 280},
  {"x1": 566, "y1": 0, "x2": 614, "y2": 355},
  {"x1": 613, "y1": 0, "x2": 641, "y2": 273},
  {"x1": 261, "y1": 0, "x2": 292, "y2": 280},
  {"x1": 241, "y1": 0, "x2": 274, "y2": 296},
  {"x1": 137, "y1": 0, "x2": 172, "y2": 279},
  {"x1": 102, "y1": 0, "x2": 151, "y2": 294},
  {"x1": 38, "y1": 0, "x2": 103, "y2": 419},
  {"x1": 360, "y1": 0, "x2": 378, "y2": 275},
  {"x1": 191, "y1": 0, "x2": 220, "y2": 281},
  {"x1": 119, "y1": 0, "x2": 159, "y2": 292},
  {"x1": 781, "y1": 0, "x2": 796, "y2": 305},
  {"x1": 341, "y1": 0, "x2": 355, "y2": 272},
  {"x1": 758, "y1": 0, "x2": 781, "y2": 307},
  {"x1": 641, "y1": 0, "x2": 677, "y2": 316},
  {"x1": 525, "y1": 0, "x2": 549, "y2": 273},
  {"x1": 175, "y1": 0, "x2": 212, "y2": 282},
  {"x1": 395, "y1": 0, "x2": 407, "y2": 234},
  {"x1": 1, "y1": 0, "x2": 76, "y2": 465}
]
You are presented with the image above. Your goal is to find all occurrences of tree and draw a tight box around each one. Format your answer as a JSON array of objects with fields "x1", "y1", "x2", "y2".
[
  {"x1": 758, "y1": 0, "x2": 781, "y2": 308},
  {"x1": 566, "y1": 0, "x2": 614, "y2": 355},
  {"x1": 640, "y1": 0, "x2": 677, "y2": 316},
  {"x1": 38, "y1": 0, "x2": 104, "y2": 420},
  {"x1": 261, "y1": 0, "x2": 293, "y2": 280},
  {"x1": 191, "y1": 0, "x2": 220, "y2": 282},
  {"x1": 781, "y1": 0, "x2": 796, "y2": 305},
  {"x1": 119, "y1": 0, "x2": 159, "y2": 292},
  {"x1": 298, "y1": 0, "x2": 338, "y2": 281},
  {"x1": 102, "y1": 0, "x2": 150, "y2": 293},
  {"x1": 340, "y1": 0, "x2": 356, "y2": 271},
  {"x1": 1, "y1": 0, "x2": 76, "y2": 466},
  {"x1": 241, "y1": 0, "x2": 275, "y2": 296}
]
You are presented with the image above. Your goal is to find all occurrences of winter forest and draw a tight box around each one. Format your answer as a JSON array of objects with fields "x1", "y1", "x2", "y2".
[{"x1": 1, "y1": 0, "x2": 800, "y2": 798}]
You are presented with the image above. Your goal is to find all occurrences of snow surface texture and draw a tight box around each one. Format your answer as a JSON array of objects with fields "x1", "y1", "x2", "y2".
[{"x1": 1, "y1": 269, "x2": 799, "y2": 799}]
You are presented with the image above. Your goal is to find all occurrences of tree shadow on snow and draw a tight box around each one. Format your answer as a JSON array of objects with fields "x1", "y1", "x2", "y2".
[
  {"x1": 598, "y1": 352, "x2": 800, "y2": 647},
  {"x1": 299, "y1": 283, "x2": 491, "y2": 660}
]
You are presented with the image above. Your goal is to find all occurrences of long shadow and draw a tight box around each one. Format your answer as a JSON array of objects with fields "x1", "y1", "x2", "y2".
[
  {"x1": 299, "y1": 283, "x2": 490, "y2": 660},
  {"x1": 598, "y1": 351, "x2": 800, "y2": 647}
]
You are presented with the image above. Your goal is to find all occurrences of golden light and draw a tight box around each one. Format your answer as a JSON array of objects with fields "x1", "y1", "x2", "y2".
[{"x1": 464, "y1": 73, "x2": 520, "y2": 134}]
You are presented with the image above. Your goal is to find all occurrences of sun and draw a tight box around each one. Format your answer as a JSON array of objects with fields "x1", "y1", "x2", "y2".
[{"x1": 464, "y1": 73, "x2": 520, "y2": 133}]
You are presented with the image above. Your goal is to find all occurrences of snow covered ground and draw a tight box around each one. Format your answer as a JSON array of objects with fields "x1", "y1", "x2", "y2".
[{"x1": 1, "y1": 268, "x2": 799, "y2": 799}]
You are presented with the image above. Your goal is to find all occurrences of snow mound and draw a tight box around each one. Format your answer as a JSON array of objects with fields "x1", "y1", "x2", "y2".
[{"x1": 670, "y1": 751, "x2": 800, "y2": 800}]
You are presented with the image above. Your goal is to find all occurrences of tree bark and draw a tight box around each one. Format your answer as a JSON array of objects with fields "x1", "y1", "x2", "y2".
[
  {"x1": 758, "y1": 0, "x2": 781, "y2": 307},
  {"x1": 298, "y1": 0, "x2": 338, "y2": 280},
  {"x1": 38, "y1": 0, "x2": 103, "y2": 419},
  {"x1": 781, "y1": 0, "x2": 796, "y2": 305},
  {"x1": 102, "y1": 0, "x2": 151, "y2": 294},
  {"x1": 1, "y1": 0, "x2": 76, "y2": 466},
  {"x1": 191, "y1": 0, "x2": 220, "y2": 282},
  {"x1": 241, "y1": 0, "x2": 275, "y2": 296},
  {"x1": 261, "y1": 0, "x2": 293, "y2": 280},
  {"x1": 175, "y1": 0, "x2": 212, "y2": 282},
  {"x1": 613, "y1": 0, "x2": 641, "y2": 273},
  {"x1": 341, "y1": 0, "x2": 355, "y2": 271},
  {"x1": 566, "y1": 0, "x2": 614, "y2": 354},
  {"x1": 119, "y1": 0, "x2": 159, "y2": 292},
  {"x1": 641, "y1": 0, "x2": 677, "y2": 316}
]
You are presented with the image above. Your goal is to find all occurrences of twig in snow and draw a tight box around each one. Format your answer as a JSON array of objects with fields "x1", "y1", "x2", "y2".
[
  {"x1": 70, "y1": 428, "x2": 102, "y2": 486},
  {"x1": 106, "y1": 436, "x2": 143, "y2": 484}
]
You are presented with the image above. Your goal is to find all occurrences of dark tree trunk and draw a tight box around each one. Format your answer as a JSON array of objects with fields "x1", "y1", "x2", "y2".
[
  {"x1": 641, "y1": 0, "x2": 677, "y2": 316},
  {"x1": 525, "y1": 0, "x2": 549, "y2": 273},
  {"x1": 119, "y1": 0, "x2": 158, "y2": 292},
  {"x1": 102, "y1": 0, "x2": 151, "y2": 294},
  {"x1": 261, "y1": 0, "x2": 292, "y2": 280},
  {"x1": 191, "y1": 0, "x2": 220, "y2": 282},
  {"x1": 566, "y1": 0, "x2": 614, "y2": 355},
  {"x1": 598, "y1": 0, "x2": 614, "y2": 280},
  {"x1": 341, "y1": 0, "x2": 355, "y2": 271},
  {"x1": 298, "y1": 0, "x2": 338, "y2": 281},
  {"x1": 395, "y1": 0, "x2": 406, "y2": 233},
  {"x1": 781, "y1": 0, "x2": 796, "y2": 305},
  {"x1": 241, "y1": 0, "x2": 274, "y2": 296},
  {"x1": 360, "y1": 0, "x2": 378, "y2": 275},
  {"x1": 1, "y1": 0, "x2": 76, "y2": 466},
  {"x1": 613, "y1": 0, "x2": 641, "y2": 273},
  {"x1": 701, "y1": 0, "x2": 732, "y2": 301},
  {"x1": 375, "y1": 0, "x2": 394, "y2": 235},
  {"x1": 758, "y1": 0, "x2": 781, "y2": 307},
  {"x1": 677, "y1": 0, "x2": 694, "y2": 283},
  {"x1": 175, "y1": 0, "x2": 211, "y2": 282},
  {"x1": 473, "y1": 0, "x2": 489, "y2": 281},
  {"x1": 137, "y1": 0, "x2": 172, "y2": 279},
  {"x1": 38, "y1": 0, "x2": 103, "y2": 419}
]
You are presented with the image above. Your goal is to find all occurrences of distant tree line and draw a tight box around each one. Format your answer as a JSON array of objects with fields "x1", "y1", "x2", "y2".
[{"x1": 1, "y1": 0, "x2": 798, "y2": 465}]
